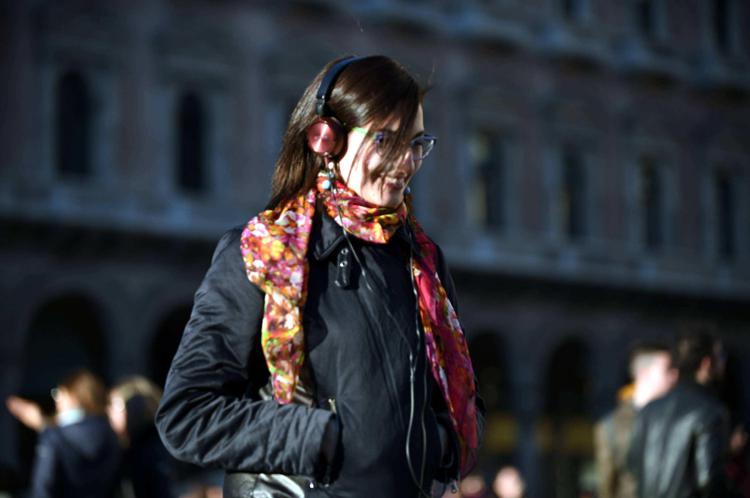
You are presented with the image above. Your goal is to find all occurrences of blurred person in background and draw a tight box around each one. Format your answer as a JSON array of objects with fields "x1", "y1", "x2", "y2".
[
  {"x1": 627, "y1": 325, "x2": 730, "y2": 498},
  {"x1": 155, "y1": 54, "x2": 484, "y2": 498},
  {"x1": 457, "y1": 473, "x2": 490, "y2": 498},
  {"x1": 5, "y1": 369, "x2": 121, "y2": 498},
  {"x1": 492, "y1": 466, "x2": 526, "y2": 498},
  {"x1": 727, "y1": 424, "x2": 750, "y2": 497},
  {"x1": 108, "y1": 376, "x2": 178, "y2": 498},
  {"x1": 594, "y1": 342, "x2": 676, "y2": 498}
]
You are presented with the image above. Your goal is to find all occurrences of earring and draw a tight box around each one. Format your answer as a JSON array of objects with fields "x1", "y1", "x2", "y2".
[{"x1": 321, "y1": 159, "x2": 335, "y2": 190}]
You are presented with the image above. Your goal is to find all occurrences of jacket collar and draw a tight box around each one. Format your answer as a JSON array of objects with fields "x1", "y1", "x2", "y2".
[{"x1": 310, "y1": 199, "x2": 418, "y2": 261}]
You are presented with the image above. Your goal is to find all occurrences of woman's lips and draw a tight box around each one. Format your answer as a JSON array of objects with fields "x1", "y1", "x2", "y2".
[{"x1": 384, "y1": 176, "x2": 407, "y2": 190}]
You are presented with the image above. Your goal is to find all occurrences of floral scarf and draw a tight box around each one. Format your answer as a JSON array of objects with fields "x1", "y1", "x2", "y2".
[{"x1": 240, "y1": 174, "x2": 478, "y2": 476}]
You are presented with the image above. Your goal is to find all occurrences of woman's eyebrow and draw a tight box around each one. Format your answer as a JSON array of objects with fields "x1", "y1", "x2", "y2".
[{"x1": 411, "y1": 130, "x2": 425, "y2": 139}]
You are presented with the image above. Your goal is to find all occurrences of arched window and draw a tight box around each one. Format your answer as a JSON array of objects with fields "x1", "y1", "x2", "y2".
[
  {"x1": 713, "y1": 0, "x2": 731, "y2": 54},
  {"x1": 715, "y1": 171, "x2": 735, "y2": 261},
  {"x1": 55, "y1": 71, "x2": 92, "y2": 177},
  {"x1": 469, "y1": 131, "x2": 507, "y2": 230},
  {"x1": 634, "y1": 0, "x2": 654, "y2": 39},
  {"x1": 640, "y1": 158, "x2": 663, "y2": 250},
  {"x1": 175, "y1": 92, "x2": 208, "y2": 193},
  {"x1": 561, "y1": 148, "x2": 587, "y2": 240},
  {"x1": 150, "y1": 304, "x2": 192, "y2": 387},
  {"x1": 634, "y1": 0, "x2": 670, "y2": 41}
]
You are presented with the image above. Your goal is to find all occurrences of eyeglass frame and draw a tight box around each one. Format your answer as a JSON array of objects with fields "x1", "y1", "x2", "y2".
[{"x1": 350, "y1": 126, "x2": 437, "y2": 166}]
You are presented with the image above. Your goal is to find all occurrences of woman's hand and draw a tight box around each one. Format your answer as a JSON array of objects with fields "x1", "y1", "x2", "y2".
[{"x1": 6, "y1": 396, "x2": 46, "y2": 432}]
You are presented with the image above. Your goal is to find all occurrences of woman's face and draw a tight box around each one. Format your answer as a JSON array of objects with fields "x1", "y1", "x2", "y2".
[
  {"x1": 336, "y1": 105, "x2": 425, "y2": 208},
  {"x1": 53, "y1": 387, "x2": 79, "y2": 413}
]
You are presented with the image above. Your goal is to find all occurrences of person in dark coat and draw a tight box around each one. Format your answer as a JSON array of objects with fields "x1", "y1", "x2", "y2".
[
  {"x1": 108, "y1": 376, "x2": 177, "y2": 498},
  {"x1": 155, "y1": 55, "x2": 485, "y2": 498},
  {"x1": 627, "y1": 326, "x2": 730, "y2": 498},
  {"x1": 594, "y1": 342, "x2": 676, "y2": 498},
  {"x1": 6, "y1": 369, "x2": 121, "y2": 498}
]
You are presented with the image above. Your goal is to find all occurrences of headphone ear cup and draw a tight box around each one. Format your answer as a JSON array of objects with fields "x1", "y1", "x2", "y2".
[{"x1": 306, "y1": 117, "x2": 346, "y2": 158}]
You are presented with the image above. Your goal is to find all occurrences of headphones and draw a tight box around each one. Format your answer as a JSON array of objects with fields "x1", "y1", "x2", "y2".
[{"x1": 306, "y1": 56, "x2": 364, "y2": 159}]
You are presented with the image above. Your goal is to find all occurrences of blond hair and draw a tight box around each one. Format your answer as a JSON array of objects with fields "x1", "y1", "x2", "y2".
[{"x1": 109, "y1": 376, "x2": 162, "y2": 420}]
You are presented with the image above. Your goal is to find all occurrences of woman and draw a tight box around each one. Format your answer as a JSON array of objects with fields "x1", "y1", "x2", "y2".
[
  {"x1": 156, "y1": 55, "x2": 484, "y2": 498},
  {"x1": 108, "y1": 376, "x2": 177, "y2": 498},
  {"x1": 6, "y1": 369, "x2": 121, "y2": 498}
]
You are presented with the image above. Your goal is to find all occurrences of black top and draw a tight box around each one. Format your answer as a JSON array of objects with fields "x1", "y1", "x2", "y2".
[{"x1": 31, "y1": 415, "x2": 121, "y2": 498}]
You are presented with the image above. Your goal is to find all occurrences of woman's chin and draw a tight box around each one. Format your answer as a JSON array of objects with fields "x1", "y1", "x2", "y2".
[
  {"x1": 359, "y1": 184, "x2": 404, "y2": 208},
  {"x1": 372, "y1": 192, "x2": 403, "y2": 208}
]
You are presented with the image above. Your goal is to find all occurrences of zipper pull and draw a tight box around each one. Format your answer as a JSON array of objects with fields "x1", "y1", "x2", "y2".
[
  {"x1": 334, "y1": 247, "x2": 352, "y2": 288},
  {"x1": 450, "y1": 479, "x2": 458, "y2": 494},
  {"x1": 327, "y1": 398, "x2": 337, "y2": 414}
]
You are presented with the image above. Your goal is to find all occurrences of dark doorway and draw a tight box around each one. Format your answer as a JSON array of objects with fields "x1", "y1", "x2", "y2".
[
  {"x1": 16, "y1": 295, "x2": 107, "y2": 484},
  {"x1": 150, "y1": 304, "x2": 192, "y2": 388}
]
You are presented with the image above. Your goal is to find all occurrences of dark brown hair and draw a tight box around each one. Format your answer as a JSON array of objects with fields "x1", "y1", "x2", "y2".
[
  {"x1": 672, "y1": 323, "x2": 719, "y2": 377},
  {"x1": 267, "y1": 55, "x2": 426, "y2": 209},
  {"x1": 59, "y1": 369, "x2": 108, "y2": 416}
]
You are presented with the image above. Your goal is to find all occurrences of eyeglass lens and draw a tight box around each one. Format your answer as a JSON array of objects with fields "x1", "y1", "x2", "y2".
[{"x1": 373, "y1": 132, "x2": 436, "y2": 161}]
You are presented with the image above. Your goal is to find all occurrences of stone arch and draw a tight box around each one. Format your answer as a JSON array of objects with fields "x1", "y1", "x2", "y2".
[
  {"x1": 13, "y1": 292, "x2": 108, "y2": 479},
  {"x1": 470, "y1": 330, "x2": 511, "y2": 412},
  {"x1": 544, "y1": 337, "x2": 591, "y2": 417},
  {"x1": 719, "y1": 348, "x2": 748, "y2": 427},
  {"x1": 149, "y1": 303, "x2": 193, "y2": 388},
  {"x1": 541, "y1": 335, "x2": 594, "y2": 498},
  {"x1": 21, "y1": 294, "x2": 108, "y2": 394},
  {"x1": 469, "y1": 330, "x2": 517, "y2": 466}
]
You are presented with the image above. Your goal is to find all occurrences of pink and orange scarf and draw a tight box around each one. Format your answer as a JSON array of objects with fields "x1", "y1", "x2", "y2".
[{"x1": 240, "y1": 174, "x2": 478, "y2": 476}]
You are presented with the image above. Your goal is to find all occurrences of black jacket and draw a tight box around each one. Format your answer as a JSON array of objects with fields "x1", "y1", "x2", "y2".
[
  {"x1": 627, "y1": 381, "x2": 730, "y2": 498},
  {"x1": 156, "y1": 207, "x2": 484, "y2": 498},
  {"x1": 30, "y1": 415, "x2": 121, "y2": 498}
]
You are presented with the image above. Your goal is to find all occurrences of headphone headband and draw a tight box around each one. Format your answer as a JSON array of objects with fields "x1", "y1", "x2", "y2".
[{"x1": 315, "y1": 56, "x2": 364, "y2": 117}]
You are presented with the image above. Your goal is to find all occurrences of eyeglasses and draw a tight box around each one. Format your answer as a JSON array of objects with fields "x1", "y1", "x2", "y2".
[
  {"x1": 352, "y1": 127, "x2": 437, "y2": 167},
  {"x1": 50, "y1": 388, "x2": 60, "y2": 401}
]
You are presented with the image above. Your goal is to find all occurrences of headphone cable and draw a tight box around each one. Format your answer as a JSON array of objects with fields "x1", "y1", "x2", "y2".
[{"x1": 327, "y1": 165, "x2": 433, "y2": 498}]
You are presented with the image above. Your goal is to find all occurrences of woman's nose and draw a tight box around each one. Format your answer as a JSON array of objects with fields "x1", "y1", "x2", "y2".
[{"x1": 400, "y1": 147, "x2": 417, "y2": 171}]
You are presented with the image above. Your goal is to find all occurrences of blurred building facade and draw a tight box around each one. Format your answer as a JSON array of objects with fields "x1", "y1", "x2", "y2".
[{"x1": 1, "y1": 1, "x2": 749, "y2": 496}]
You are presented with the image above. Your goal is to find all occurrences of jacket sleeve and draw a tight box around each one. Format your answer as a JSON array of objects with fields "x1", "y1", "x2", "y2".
[
  {"x1": 694, "y1": 406, "x2": 729, "y2": 497},
  {"x1": 626, "y1": 408, "x2": 646, "y2": 490},
  {"x1": 30, "y1": 429, "x2": 58, "y2": 498},
  {"x1": 155, "y1": 228, "x2": 334, "y2": 476},
  {"x1": 594, "y1": 417, "x2": 616, "y2": 498}
]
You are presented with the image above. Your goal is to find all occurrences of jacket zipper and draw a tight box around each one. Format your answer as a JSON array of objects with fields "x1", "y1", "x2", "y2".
[{"x1": 357, "y1": 290, "x2": 407, "y2": 434}]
